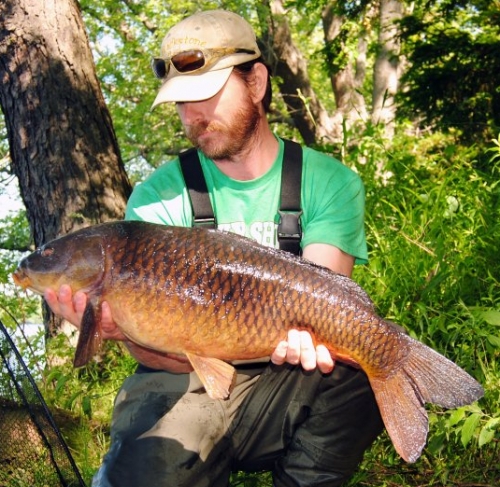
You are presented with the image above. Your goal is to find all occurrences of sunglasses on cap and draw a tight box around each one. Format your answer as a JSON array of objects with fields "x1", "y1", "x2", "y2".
[{"x1": 151, "y1": 47, "x2": 256, "y2": 79}]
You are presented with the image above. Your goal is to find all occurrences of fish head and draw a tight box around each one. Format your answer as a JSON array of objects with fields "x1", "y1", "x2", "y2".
[{"x1": 12, "y1": 232, "x2": 107, "y2": 295}]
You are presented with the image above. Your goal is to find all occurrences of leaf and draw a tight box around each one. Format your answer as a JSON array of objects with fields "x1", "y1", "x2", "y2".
[
  {"x1": 465, "y1": 403, "x2": 483, "y2": 415},
  {"x1": 64, "y1": 390, "x2": 82, "y2": 410},
  {"x1": 46, "y1": 369, "x2": 62, "y2": 383},
  {"x1": 55, "y1": 374, "x2": 69, "y2": 396},
  {"x1": 461, "y1": 413, "x2": 481, "y2": 447},
  {"x1": 478, "y1": 426, "x2": 495, "y2": 447},
  {"x1": 479, "y1": 310, "x2": 500, "y2": 326},
  {"x1": 486, "y1": 335, "x2": 500, "y2": 347},
  {"x1": 478, "y1": 418, "x2": 500, "y2": 447},
  {"x1": 82, "y1": 395, "x2": 92, "y2": 419},
  {"x1": 448, "y1": 408, "x2": 466, "y2": 426},
  {"x1": 427, "y1": 432, "x2": 446, "y2": 455},
  {"x1": 484, "y1": 417, "x2": 500, "y2": 430}
]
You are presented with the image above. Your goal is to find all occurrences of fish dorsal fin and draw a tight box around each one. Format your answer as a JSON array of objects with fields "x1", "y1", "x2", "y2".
[
  {"x1": 73, "y1": 300, "x2": 102, "y2": 367},
  {"x1": 185, "y1": 353, "x2": 236, "y2": 400}
]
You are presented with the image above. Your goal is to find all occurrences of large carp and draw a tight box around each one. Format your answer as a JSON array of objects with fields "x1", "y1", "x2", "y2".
[{"x1": 12, "y1": 221, "x2": 483, "y2": 463}]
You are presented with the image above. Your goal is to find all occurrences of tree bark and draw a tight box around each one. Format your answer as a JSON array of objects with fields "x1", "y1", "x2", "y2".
[
  {"x1": 372, "y1": 0, "x2": 403, "y2": 136},
  {"x1": 322, "y1": 4, "x2": 368, "y2": 129},
  {"x1": 0, "y1": 0, "x2": 132, "y2": 334},
  {"x1": 0, "y1": 0, "x2": 131, "y2": 245}
]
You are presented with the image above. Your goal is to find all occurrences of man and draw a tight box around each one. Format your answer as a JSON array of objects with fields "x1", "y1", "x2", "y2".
[{"x1": 46, "y1": 9, "x2": 383, "y2": 487}]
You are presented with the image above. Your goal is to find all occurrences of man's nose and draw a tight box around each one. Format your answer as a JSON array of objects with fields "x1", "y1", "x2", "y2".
[{"x1": 177, "y1": 101, "x2": 203, "y2": 124}]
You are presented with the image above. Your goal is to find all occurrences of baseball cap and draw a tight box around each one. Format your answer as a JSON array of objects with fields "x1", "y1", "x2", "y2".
[{"x1": 151, "y1": 10, "x2": 261, "y2": 107}]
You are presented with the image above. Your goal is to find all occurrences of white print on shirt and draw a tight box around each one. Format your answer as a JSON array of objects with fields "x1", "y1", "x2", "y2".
[{"x1": 217, "y1": 221, "x2": 278, "y2": 248}]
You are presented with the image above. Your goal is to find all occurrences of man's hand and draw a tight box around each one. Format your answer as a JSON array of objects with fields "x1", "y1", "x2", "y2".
[
  {"x1": 44, "y1": 285, "x2": 193, "y2": 371},
  {"x1": 44, "y1": 285, "x2": 127, "y2": 341},
  {"x1": 271, "y1": 329, "x2": 335, "y2": 374}
]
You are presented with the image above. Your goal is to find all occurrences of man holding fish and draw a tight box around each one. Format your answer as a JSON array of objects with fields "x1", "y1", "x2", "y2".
[{"x1": 46, "y1": 9, "x2": 386, "y2": 487}]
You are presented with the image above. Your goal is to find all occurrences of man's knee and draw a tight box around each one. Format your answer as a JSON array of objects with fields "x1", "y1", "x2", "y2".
[{"x1": 274, "y1": 366, "x2": 384, "y2": 487}]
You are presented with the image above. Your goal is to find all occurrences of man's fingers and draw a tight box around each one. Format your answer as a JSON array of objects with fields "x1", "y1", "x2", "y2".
[
  {"x1": 298, "y1": 330, "x2": 316, "y2": 371},
  {"x1": 270, "y1": 340, "x2": 289, "y2": 365},
  {"x1": 73, "y1": 290, "x2": 88, "y2": 315},
  {"x1": 316, "y1": 344, "x2": 335, "y2": 374},
  {"x1": 44, "y1": 286, "x2": 93, "y2": 331},
  {"x1": 100, "y1": 301, "x2": 127, "y2": 341},
  {"x1": 271, "y1": 330, "x2": 335, "y2": 373},
  {"x1": 44, "y1": 287, "x2": 60, "y2": 314},
  {"x1": 46, "y1": 285, "x2": 82, "y2": 327},
  {"x1": 285, "y1": 329, "x2": 301, "y2": 364}
]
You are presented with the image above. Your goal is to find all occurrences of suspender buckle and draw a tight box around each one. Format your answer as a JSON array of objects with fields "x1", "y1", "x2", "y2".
[
  {"x1": 277, "y1": 210, "x2": 303, "y2": 239},
  {"x1": 193, "y1": 217, "x2": 217, "y2": 229}
]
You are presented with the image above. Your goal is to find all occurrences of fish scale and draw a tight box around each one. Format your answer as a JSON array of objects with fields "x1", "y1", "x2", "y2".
[{"x1": 12, "y1": 220, "x2": 484, "y2": 463}]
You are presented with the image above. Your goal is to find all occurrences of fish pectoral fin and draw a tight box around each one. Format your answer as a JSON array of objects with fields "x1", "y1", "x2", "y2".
[
  {"x1": 186, "y1": 353, "x2": 236, "y2": 400},
  {"x1": 73, "y1": 301, "x2": 102, "y2": 367}
]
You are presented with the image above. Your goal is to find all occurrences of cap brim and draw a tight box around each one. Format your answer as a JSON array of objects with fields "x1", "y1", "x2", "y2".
[{"x1": 151, "y1": 67, "x2": 234, "y2": 108}]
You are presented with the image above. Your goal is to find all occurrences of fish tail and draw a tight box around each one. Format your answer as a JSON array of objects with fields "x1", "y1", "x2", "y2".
[
  {"x1": 369, "y1": 337, "x2": 484, "y2": 463},
  {"x1": 73, "y1": 301, "x2": 102, "y2": 367}
]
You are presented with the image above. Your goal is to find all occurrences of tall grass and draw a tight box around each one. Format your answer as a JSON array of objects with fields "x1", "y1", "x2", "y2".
[{"x1": 346, "y1": 130, "x2": 500, "y2": 486}]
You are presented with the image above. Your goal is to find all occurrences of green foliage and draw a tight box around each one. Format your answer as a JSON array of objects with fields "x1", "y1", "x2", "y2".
[
  {"x1": 0, "y1": 210, "x2": 37, "y2": 345},
  {"x1": 344, "y1": 129, "x2": 500, "y2": 485},
  {"x1": 229, "y1": 471, "x2": 272, "y2": 487},
  {"x1": 0, "y1": 211, "x2": 31, "y2": 251},
  {"x1": 398, "y1": 0, "x2": 500, "y2": 143},
  {"x1": 321, "y1": 22, "x2": 357, "y2": 76},
  {"x1": 79, "y1": 0, "x2": 203, "y2": 179}
]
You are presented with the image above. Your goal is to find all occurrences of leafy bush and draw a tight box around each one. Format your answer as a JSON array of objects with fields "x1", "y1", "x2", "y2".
[{"x1": 346, "y1": 129, "x2": 500, "y2": 485}]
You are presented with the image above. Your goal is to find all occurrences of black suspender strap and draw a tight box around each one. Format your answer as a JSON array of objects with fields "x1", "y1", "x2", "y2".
[
  {"x1": 277, "y1": 139, "x2": 303, "y2": 255},
  {"x1": 179, "y1": 148, "x2": 217, "y2": 228},
  {"x1": 178, "y1": 140, "x2": 303, "y2": 255}
]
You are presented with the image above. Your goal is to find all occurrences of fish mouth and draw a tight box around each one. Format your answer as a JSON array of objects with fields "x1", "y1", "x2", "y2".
[{"x1": 11, "y1": 269, "x2": 32, "y2": 290}]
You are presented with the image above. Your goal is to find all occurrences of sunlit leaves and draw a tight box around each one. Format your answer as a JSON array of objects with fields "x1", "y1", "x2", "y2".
[{"x1": 398, "y1": 1, "x2": 500, "y2": 142}]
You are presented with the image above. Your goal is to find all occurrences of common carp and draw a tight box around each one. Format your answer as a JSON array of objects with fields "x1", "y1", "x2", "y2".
[{"x1": 12, "y1": 220, "x2": 483, "y2": 463}]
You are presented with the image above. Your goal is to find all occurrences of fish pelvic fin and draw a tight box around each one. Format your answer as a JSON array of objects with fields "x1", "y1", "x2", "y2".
[
  {"x1": 73, "y1": 300, "x2": 102, "y2": 367},
  {"x1": 185, "y1": 353, "x2": 237, "y2": 400},
  {"x1": 370, "y1": 337, "x2": 484, "y2": 463}
]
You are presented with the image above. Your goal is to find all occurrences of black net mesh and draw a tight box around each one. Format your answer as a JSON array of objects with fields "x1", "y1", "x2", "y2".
[{"x1": 0, "y1": 318, "x2": 86, "y2": 487}]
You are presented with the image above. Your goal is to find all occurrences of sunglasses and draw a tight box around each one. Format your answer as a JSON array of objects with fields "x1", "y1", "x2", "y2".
[{"x1": 151, "y1": 47, "x2": 256, "y2": 79}]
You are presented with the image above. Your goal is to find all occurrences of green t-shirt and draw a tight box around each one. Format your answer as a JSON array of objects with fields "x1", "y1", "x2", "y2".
[{"x1": 125, "y1": 137, "x2": 368, "y2": 264}]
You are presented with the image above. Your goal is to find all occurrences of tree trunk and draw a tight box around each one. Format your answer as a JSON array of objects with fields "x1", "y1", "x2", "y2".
[
  {"x1": 0, "y1": 0, "x2": 132, "y2": 335},
  {"x1": 0, "y1": 0, "x2": 131, "y2": 243},
  {"x1": 261, "y1": 0, "x2": 342, "y2": 145},
  {"x1": 322, "y1": 4, "x2": 368, "y2": 130},
  {"x1": 372, "y1": 0, "x2": 403, "y2": 137}
]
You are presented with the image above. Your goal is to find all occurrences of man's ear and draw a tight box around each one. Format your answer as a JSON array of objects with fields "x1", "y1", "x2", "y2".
[{"x1": 251, "y1": 63, "x2": 269, "y2": 104}]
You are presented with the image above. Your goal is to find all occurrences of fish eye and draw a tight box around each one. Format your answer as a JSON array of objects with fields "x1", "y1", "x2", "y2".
[{"x1": 40, "y1": 247, "x2": 55, "y2": 257}]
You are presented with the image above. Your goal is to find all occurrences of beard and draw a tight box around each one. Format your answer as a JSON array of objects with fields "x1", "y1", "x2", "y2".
[{"x1": 184, "y1": 96, "x2": 261, "y2": 161}]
